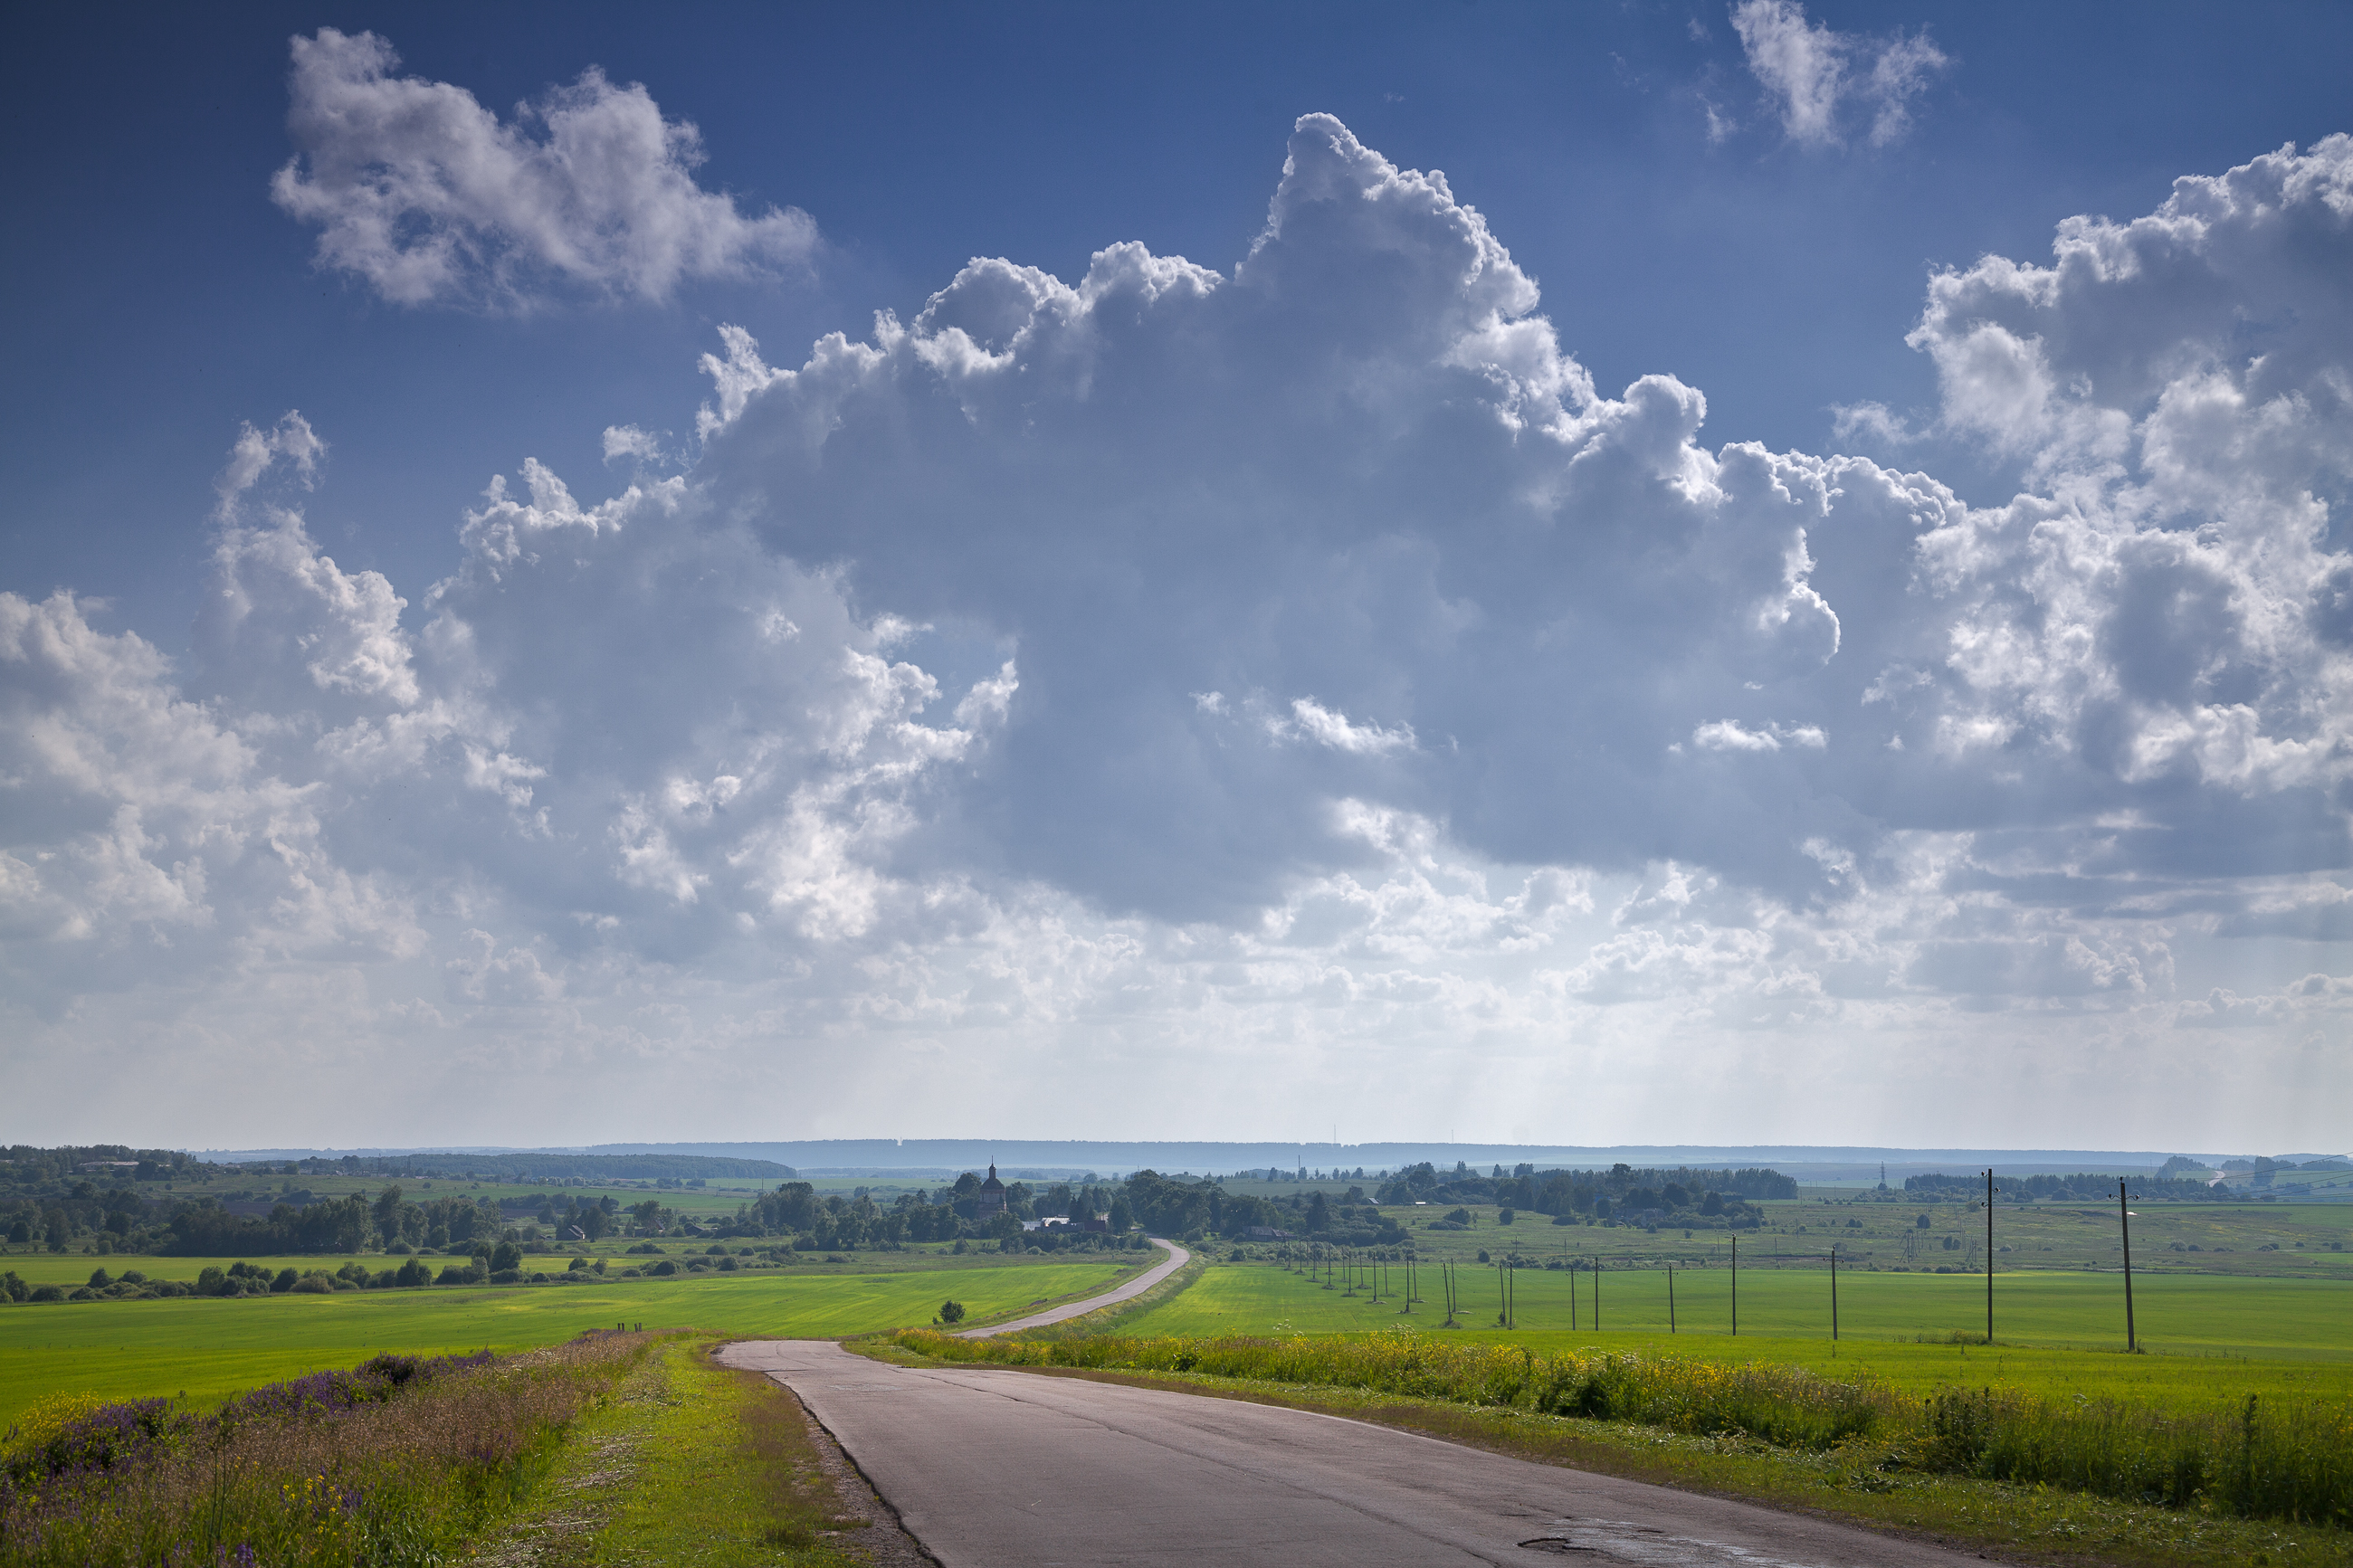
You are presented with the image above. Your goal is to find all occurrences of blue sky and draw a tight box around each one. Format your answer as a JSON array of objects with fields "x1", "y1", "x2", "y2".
[{"x1": 3, "y1": 3, "x2": 2347, "y2": 1152}]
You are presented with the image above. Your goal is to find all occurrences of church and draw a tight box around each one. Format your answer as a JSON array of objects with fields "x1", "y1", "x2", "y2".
[{"x1": 972, "y1": 1164, "x2": 1007, "y2": 1217}]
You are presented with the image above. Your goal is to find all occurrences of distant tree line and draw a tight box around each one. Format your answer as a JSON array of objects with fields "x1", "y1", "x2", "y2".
[
  {"x1": 1374, "y1": 1162, "x2": 1785, "y2": 1227},
  {"x1": 278, "y1": 1153, "x2": 795, "y2": 1183},
  {"x1": 1907, "y1": 1172, "x2": 2243, "y2": 1202},
  {"x1": 2, "y1": 1146, "x2": 1797, "y2": 1260}
]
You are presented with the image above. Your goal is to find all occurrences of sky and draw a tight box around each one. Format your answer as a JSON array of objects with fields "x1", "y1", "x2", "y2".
[{"x1": 2, "y1": 2, "x2": 2348, "y2": 1155}]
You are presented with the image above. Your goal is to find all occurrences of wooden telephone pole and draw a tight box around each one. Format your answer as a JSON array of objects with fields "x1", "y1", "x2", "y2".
[
  {"x1": 1985, "y1": 1169, "x2": 1997, "y2": 1343},
  {"x1": 2119, "y1": 1179, "x2": 2139, "y2": 1353}
]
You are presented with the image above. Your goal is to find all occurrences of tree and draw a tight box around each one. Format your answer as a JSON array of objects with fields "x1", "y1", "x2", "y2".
[
  {"x1": 372, "y1": 1186, "x2": 405, "y2": 1245},
  {"x1": 936, "y1": 1299, "x2": 966, "y2": 1324}
]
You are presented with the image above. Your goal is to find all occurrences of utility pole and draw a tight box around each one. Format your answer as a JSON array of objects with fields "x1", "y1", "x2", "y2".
[
  {"x1": 1569, "y1": 1254, "x2": 1578, "y2": 1330},
  {"x1": 1829, "y1": 1243, "x2": 1839, "y2": 1342},
  {"x1": 2119, "y1": 1178, "x2": 2139, "y2": 1353},
  {"x1": 1985, "y1": 1169, "x2": 1997, "y2": 1344},
  {"x1": 1594, "y1": 1255, "x2": 1602, "y2": 1331},
  {"x1": 1730, "y1": 1233, "x2": 1739, "y2": 1336},
  {"x1": 1668, "y1": 1263, "x2": 1676, "y2": 1334}
]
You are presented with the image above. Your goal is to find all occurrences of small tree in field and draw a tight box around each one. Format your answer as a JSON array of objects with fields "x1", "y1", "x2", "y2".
[{"x1": 936, "y1": 1298, "x2": 966, "y2": 1325}]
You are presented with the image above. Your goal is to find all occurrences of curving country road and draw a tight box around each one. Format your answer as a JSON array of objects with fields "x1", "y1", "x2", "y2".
[
  {"x1": 723, "y1": 1243, "x2": 1981, "y2": 1568},
  {"x1": 956, "y1": 1236, "x2": 1189, "y2": 1337}
]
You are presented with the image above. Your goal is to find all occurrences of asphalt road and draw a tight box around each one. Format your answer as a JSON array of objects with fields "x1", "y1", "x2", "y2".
[
  {"x1": 957, "y1": 1238, "x2": 1190, "y2": 1336},
  {"x1": 720, "y1": 1338, "x2": 1981, "y2": 1567}
]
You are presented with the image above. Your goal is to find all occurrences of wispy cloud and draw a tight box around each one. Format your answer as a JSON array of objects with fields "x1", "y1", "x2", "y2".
[{"x1": 1729, "y1": 0, "x2": 1950, "y2": 148}]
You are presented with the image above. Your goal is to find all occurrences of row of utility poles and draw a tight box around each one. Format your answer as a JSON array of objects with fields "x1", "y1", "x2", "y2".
[{"x1": 1281, "y1": 1171, "x2": 2147, "y2": 1349}]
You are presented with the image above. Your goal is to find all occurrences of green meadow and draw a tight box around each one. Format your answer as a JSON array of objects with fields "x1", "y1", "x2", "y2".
[
  {"x1": 1122, "y1": 1259, "x2": 2353, "y2": 1369},
  {"x1": 0, "y1": 1244, "x2": 992, "y2": 1288},
  {"x1": 1389, "y1": 1197, "x2": 2353, "y2": 1278},
  {"x1": 0, "y1": 1258, "x2": 1131, "y2": 1431}
]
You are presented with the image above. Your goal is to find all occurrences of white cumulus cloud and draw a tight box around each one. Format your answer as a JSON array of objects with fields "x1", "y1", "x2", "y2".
[
  {"x1": 271, "y1": 30, "x2": 815, "y2": 309},
  {"x1": 6, "y1": 111, "x2": 2348, "y2": 1147}
]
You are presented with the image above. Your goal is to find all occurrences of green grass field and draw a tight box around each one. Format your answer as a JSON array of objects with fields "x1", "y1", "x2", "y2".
[
  {"x1": 0, "y1": 1244, "x2": 1032, "y2": 1287},
  {"x1": 1124, "y1": 1259, "x2": 2353, "y2": 1364},
  {"x1": 0, "y1": 1258, "x2": 1132, "y2": 1432},
  {"x1": 1387, "y1": 1198, "x2": 2353, "y2": 1278}
]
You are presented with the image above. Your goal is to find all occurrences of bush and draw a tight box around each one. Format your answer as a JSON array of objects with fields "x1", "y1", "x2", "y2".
[
  {"x1": 649, "y1": 1259, "x2": 677, "y2": 1277},
  {"x1": 28, "y1": 1286, "x2": 63, "y2": 1303},
  {"x1": 936, "y1": 1299, "x2": 967, "y2": 1325}
]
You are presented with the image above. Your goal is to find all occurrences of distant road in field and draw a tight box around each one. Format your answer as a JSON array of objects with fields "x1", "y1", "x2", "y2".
[
  {"x1": 956, "y1": 1237, "x2": 1188, "y2": 1337},
  {"x1": 721, "y1": 1338, "x2": 1977, "y2": 1566}
]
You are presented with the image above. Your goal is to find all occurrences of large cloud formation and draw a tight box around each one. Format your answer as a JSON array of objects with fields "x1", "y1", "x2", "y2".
[{"x1": 5, "y1": 116, "x2": 2346, "y2": 1145}]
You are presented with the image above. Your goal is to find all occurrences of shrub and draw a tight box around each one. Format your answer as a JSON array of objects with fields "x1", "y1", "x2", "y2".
[{"x1": 649, "y1": 1259, "x2": 677, "y2": 1276}]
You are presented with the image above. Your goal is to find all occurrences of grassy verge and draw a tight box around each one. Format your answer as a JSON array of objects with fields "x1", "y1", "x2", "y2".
[
  {"x1": 875, "y1": 1333, "x2": 2353, "y2": 1568},
  {"x1": 575, "y1": 1339, "x2": 864, "y2": 1565}
]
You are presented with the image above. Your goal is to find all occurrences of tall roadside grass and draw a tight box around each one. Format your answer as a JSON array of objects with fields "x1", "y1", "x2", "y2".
[
  {"x1": 894, "y1": 1326, "x2": 2352, "y2": 1527},
  {"x1": 1, "y1": 1331, "x2": 656, "y2": 1566},
  {"x1": 1910, "y1": 1385, "x2": 2353, "y2": 1525}
]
